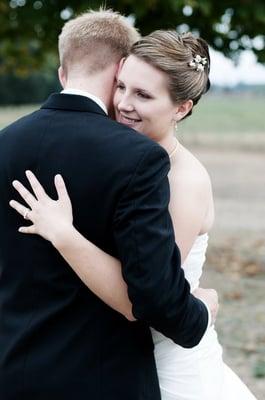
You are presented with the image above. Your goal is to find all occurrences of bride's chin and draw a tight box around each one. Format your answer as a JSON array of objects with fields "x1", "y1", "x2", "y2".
[
  {"x1": 130, "y1": 126, "x2": 151, "y2": 138},
  {"x1": 121, "y1": 120, "x2": 142, "y2": 132},
  {"x1": 129, "y1": 124, "x2": 147, "y2": 136},
  {"x1": 114, "y1": 115, "x2": 148, "y2": 137}
]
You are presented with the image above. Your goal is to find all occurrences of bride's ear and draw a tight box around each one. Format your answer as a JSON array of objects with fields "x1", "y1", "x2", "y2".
[
  {"x1": 175, "y1": 100, "x2": 193, "y2": 122},
  {"x1": 58, "y1": 66, "x2": 67, "y2": 88}
]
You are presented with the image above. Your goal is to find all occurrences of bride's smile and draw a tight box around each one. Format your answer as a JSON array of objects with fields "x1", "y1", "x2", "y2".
[{"x1": 117, "y1": 112, "x2": 142, "y2": 128}]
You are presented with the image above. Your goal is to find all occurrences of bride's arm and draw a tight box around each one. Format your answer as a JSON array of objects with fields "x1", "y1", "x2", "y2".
[
  {"x1": 10, "y1": 168, "x2": 214, "y2": 323},
  {"x1": 54, "y1": 226, "x2": 134, "y2": 321},
  {"x1": 10, "y1": 171, "x2": 135, "y2": 321}
]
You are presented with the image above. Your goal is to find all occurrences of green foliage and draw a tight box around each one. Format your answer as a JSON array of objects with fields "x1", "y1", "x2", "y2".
[
  {"x1": 0, "y1": 0, "x2": 265, "y2": 75},
  {"x1": 253, "y1": 359, "x2": 265, "y2": 378},
  {"x1": 0, "y1": 70, "x2": 60, "y2": 105}
]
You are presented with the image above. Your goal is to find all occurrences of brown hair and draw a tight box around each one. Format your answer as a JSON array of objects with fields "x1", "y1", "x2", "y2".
[
  {"x1": 59, "y1": 9, "x2": 140, "y2": 74},
  {"x1": 130, "y1": 31, "x2": 210, "y2": 118}
]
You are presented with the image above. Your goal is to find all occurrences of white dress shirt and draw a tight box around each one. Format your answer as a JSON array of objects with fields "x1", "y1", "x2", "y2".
[{"x1": 61, "y1": 88, "x2": 108, "y2": 115}]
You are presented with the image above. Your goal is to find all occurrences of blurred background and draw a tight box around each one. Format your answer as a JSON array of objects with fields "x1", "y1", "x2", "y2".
[{"x1": 0, "y1": 1, "x2": 264, "y2": 397}]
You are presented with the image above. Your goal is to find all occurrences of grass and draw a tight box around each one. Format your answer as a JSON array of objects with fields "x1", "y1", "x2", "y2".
[{"x1": 180, "y1": 93, "x2": 265, "y2": 135}]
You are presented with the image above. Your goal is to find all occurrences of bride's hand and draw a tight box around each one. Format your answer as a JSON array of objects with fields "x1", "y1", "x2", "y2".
[{"x1": 9, "y1": 170, "x2": 73, "y2": 245}]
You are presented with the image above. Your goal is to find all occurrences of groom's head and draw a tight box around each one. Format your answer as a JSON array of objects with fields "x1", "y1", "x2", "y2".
[{"x1": 58, "y1": 9, "x2": 139, "y2": 82}]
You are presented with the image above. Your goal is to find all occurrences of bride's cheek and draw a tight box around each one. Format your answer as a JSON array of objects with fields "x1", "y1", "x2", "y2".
[{"x1": 113, "y1": 90, "x2": 120, "y2": 106}]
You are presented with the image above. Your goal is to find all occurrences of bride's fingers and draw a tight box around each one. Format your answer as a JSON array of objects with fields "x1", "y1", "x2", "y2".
[
  {"x1": 18, "y1": 225, "x2": 36, "y2": 234},
  {"x1": 12, "y1": 180, "x2": 36, "y2": 208},
  {"x1": 25, "y1": 170, "x2": 48, "y2": 200},
  {"x1": 54, "y1": 174, "x2": 70, "y2": 203},
  {"x1": 9, "y1": 200, "x2": 32, "y2": 221}
]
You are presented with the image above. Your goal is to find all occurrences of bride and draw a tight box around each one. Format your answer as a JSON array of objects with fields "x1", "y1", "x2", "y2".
[{"x1": 10, "y1": 31, "x2": 256, "y2": 399}]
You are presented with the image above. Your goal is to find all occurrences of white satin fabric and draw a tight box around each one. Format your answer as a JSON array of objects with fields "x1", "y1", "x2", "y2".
[{"x1": 151, "y1": 234, "x2": 257, "y2": 400}]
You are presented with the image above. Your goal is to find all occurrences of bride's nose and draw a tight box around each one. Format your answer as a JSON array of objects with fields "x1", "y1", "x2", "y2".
[{"x1": 117, "y1": 95, "x2": 134, "y2": 112}]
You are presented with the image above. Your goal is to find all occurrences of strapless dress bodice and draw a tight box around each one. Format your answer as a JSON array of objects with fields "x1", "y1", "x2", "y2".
[
  {"x1": 151, "y1": 233, "x2": 209, "y2": 346},
  {"x1": 181, "y1": 232, "x2": 209, "y2": 292}
]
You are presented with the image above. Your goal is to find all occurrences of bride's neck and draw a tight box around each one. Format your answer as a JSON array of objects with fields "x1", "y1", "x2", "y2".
[{"x1": 158, "y1": 133, "x2": 178, "y2": 158}]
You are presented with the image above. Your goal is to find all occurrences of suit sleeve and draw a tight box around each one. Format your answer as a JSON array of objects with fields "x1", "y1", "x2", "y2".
[{"x1": 113, "y1": 144, "x2": 208, "y2": 347}]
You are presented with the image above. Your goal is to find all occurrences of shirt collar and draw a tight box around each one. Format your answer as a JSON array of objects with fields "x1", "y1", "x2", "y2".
[{"x1": 61, "y1": 88, "x2": 108, "y2": 115}]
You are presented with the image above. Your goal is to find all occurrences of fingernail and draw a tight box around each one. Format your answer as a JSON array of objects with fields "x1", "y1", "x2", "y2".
[
  {"x1": 9, "y1": 200, "x2": 14, "y2": 206},
  {"x1": 12, "y1": 180, "x2": 18, "y2": 186}
]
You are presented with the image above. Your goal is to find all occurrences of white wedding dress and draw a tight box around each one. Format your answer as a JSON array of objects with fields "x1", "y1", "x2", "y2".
[{"x1": 151, "y1": 233, "x2": 257, "y2": 400}]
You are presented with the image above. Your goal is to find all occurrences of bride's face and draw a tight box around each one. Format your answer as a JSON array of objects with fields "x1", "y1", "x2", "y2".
[{"x1": 114, "y1": 55, "x2": 178, "y2": 142}]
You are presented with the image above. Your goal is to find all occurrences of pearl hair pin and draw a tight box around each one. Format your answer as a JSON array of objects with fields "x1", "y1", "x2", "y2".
[{"x1": 188, "y1": 54, "x2": 207, "y2": 72}]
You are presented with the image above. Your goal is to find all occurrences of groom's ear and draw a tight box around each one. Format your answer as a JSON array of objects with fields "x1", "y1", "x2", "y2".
[
  {"x1": 116, "y1": 57, "x2": 126, "y2": 79},
  {"x1": 58, "y1": 66, "x2": 66, "y2": 88}
]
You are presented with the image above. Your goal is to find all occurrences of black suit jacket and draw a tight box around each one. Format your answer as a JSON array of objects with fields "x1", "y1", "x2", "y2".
[{"x1": 0, "y1": 94, "x2": 208, "y2": 399}]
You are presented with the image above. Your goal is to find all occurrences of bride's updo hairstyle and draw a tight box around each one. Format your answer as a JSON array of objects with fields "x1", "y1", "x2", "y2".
[{"x1": 130, "y1": 31, "x2": 210, "y2": 118}]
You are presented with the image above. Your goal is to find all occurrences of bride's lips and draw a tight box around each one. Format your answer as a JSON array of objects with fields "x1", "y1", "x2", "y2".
[{"x1": 118, "y1": 113, "x2": 141, "y2": 127}]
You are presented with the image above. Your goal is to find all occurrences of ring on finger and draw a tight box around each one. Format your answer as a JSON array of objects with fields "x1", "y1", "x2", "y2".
[{"x1": 23, "y1": 208, "x2": 31, "y2": 220}]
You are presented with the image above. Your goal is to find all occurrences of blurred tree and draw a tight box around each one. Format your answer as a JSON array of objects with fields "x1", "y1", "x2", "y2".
[
  {"x1": 0, "y1": 0, "x2": 265, "y2": 75},
  {"x1": 0, "y1": 70, "x2": 60, "y2": 104}
]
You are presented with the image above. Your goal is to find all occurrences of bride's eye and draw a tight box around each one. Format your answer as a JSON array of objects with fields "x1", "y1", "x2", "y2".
[
  {"x1": 137, "y1": 91, "x2": 152, "y2": 100},
  {"x1": 116, "y1": 83, "x2": 125, "y2": 91}
]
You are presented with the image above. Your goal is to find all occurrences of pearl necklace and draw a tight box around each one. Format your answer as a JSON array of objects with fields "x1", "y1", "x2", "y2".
[{"x1": 169, "y1": 138, "x2": 179, "y2": 159}]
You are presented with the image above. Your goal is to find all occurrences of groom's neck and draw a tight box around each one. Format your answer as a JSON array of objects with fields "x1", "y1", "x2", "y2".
[{"x1": 63, "y1": 65, "x2": 118, "y2": 112}]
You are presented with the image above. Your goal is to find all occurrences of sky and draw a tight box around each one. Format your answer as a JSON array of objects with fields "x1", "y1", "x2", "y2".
[{"x1": 209, "y1": 49, "x2": 265, "y2": 87}]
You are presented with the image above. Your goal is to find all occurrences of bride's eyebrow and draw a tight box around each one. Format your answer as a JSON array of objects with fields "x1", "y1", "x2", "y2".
[
  {"x1": 134, "y1": 87, "x2": 153, "y2": 95},
  {"x1": 117, "y1": 79, "x2": 153, "y2": 96}
]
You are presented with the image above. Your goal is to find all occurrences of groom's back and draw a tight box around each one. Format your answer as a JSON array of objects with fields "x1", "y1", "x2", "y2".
[{"x1": 0, "y1": 94, "x2": 160, "y2": 399}]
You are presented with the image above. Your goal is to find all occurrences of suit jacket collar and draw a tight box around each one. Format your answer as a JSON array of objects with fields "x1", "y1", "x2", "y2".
[
  {"x1": 41, "y1": 93, "x2": 108, "y2": 117},
  {"x1": 60, "y1": 89, "x2": 108, "y2": 114}
]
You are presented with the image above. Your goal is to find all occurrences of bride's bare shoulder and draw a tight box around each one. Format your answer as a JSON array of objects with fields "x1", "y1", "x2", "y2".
[{"x1": 169, "y1": 143, "x2": 212, "y2": 193}]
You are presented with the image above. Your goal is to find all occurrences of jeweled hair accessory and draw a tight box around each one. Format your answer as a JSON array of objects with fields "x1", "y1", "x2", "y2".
[{"x1": 188, "y1": 54, "x2": 207, "y2": 71}]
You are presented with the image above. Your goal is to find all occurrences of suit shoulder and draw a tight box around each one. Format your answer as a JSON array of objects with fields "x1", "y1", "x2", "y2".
[
  {"x1": 0, "y1": 109, "x2": 41, "y2": 136},
  {"x1": 106, "y1": 119, "x2": 168, "y2": 159}
]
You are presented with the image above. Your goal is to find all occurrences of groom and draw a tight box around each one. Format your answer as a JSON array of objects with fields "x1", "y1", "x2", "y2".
[{"x1": 0, "y1": 9, "x2": 218, "y2": 400}]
